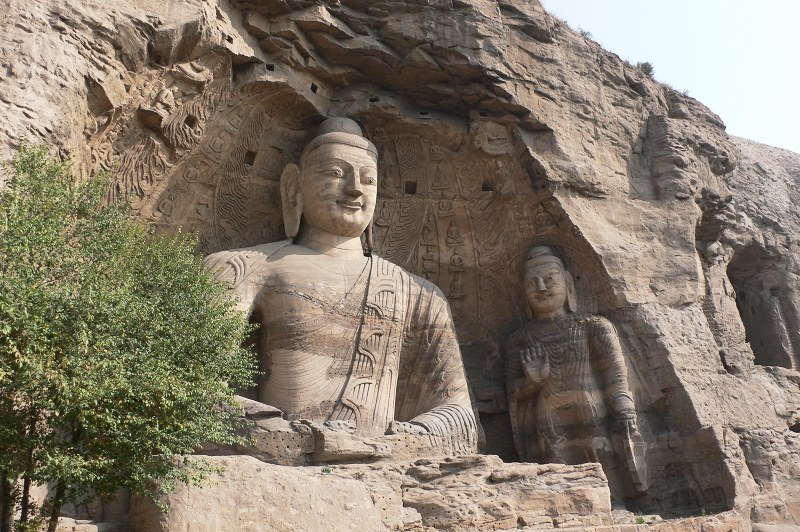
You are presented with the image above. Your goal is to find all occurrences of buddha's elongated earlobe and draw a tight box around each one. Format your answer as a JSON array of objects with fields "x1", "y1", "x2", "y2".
[
  {"x1": 565, "y1": 270, "x2": 577, "y2": 313},
  {"x1": 280, "y1": 163, "x2": 302, "y2": 239},
  {"x1": 364, "y1": 220, "x2": 374, "y2": 256}
]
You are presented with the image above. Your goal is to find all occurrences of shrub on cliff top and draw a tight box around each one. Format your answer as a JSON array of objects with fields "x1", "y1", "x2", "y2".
[
  {"x1": 0, "y1": 145, "x2": 255, "y2": 532},
  {"x1": 635, "y1": 61, "x2": 654, "y2": 77}
]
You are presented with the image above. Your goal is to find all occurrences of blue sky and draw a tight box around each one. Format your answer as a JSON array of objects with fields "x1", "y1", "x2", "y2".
[{"x1": 539, "y1": 0, "x2": 800, "y2": 154}]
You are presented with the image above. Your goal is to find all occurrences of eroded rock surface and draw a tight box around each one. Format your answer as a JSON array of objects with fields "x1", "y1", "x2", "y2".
[
  {"x1": 129, "y1": 455, "x2": 613, "y2": 531},
  {"x1": 128, "y1": 456, "x2": 386, "y2": 532},
  {"x1": 2, "y1": 0, "x2": 799, "y2": 530}
]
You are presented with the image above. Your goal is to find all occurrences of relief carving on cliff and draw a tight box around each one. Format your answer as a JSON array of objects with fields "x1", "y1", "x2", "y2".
[
  {"x1": 505, "y1": 246, "x2": 647, "y2": 499},
  {"x1": 202, "y1": 118, "x2": 479, "y2": 462},
  {"x1": 97, "y1": 72, "x2": 621, "y2": 459}
]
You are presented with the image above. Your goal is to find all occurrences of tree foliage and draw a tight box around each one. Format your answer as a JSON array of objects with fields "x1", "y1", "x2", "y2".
[{"x1": 0, "y1": 145, "x2": 255, "y2": 531}]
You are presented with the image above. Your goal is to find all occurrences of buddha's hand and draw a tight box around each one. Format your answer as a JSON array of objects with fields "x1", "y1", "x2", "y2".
[
  {"x1": 521, "y1": 344, "x2": 549, "y2": 384},
  {"x1": 617, "y1": 409, "x2": 639, "y2": 435},
  {"x1": 511, "y1": 377, "x2": 538, "y2": 400},
  {"x1": 386, "y1": 420, "x2": 430, "y2": 436}
]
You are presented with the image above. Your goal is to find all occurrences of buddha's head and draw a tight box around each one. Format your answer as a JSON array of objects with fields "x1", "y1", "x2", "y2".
[
  {"x1": 523, "y1": 246, "x2": 576, "y2": 318},
  {"x1": 280, "y1": 117, "x2": 378, "y2": 240}
]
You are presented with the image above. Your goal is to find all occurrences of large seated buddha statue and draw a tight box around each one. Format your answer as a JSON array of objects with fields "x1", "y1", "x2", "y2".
[{"x1": 203, "y1": 118, "x2": 478, "y2": 457}]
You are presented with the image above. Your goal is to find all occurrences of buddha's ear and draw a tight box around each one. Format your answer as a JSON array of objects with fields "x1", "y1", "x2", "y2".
[
  {"x1": 363, "y1": 219, "x2": 374, "y2": 256},
  {"x1": 565, "y1": 270, "x2": 578, "y2": 313},
  {"x1": 280, "y1": 163, "x2": 302, "y2": 239}
]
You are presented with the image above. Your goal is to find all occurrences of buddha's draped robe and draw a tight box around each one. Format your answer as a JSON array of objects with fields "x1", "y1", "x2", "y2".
[{"x1": 204, "y1": 241, "x2": 478, "y2": 454}]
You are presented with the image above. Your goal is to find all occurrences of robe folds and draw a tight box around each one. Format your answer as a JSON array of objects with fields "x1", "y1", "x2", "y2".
[{"x1": 204, "y1": 240, "x2": 478, "y2": 454}]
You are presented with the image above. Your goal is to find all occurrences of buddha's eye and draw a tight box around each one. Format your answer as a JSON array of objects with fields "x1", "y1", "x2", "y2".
[
  {"x1": 330, "y1": 167, "x2": 344, "y2": 178},
  {"x1": 362, "y1": 175, "x2": 376, "y2": 185}
]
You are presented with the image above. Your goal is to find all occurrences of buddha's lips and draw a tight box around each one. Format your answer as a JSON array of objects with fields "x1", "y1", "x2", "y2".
[{"x1": 337, "y1": 199, "x2": 364, "y2": 209}]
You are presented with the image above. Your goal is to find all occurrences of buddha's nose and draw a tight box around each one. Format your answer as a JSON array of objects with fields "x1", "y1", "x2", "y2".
[
  {"x1": 344, "y1": 171, "x2": 363, "y2": 197},
  {"x1": 536, "y1": 277, "x2": 547, "y2": 291}
]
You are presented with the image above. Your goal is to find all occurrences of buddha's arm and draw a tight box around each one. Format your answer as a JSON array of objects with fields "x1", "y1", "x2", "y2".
[
  {"x1": 202, "y1": 249, "x2": 260, "y2": 314},
  {"x1": 504, "y1": 330, "x2": 542, "y2": 402},
  {"x1": 394, "y1": 285, "x2": 478, "y2": 454},
  {"x1": 590, "y1": 317, "x2": 636, "y2": 422},
  {"x1": 202, "y1": 242, "x2": 291, "y2": 315},
  {"x1": 407, "y1": 340, "x2": 476, "y2": 447}
]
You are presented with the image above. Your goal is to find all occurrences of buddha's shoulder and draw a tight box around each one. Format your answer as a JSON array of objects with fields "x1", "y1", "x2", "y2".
[
  {"x1": 572, "y1": 313, "x2": 616, "y2": 334},
  {"x1": 507, "y1": 313, "x2": 614, "y2": 341},
  {"x1": 505, "y1": 326, "x2": 528, "y2": 349},
  {"x1": 203, "y1": 240, "x2": 293, "y2": 285},
  {"x1": 203, "y1": 240, "x2": 294, "y2": 266}
]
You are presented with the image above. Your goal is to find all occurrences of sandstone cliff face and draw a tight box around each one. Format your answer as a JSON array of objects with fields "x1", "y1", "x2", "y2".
[{"x1": 2, "y1": 0, "x2": 799, "y2": 529}]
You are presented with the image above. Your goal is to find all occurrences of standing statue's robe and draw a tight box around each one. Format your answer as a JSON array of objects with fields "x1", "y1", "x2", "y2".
[
  {"x1": 505, "y1": 314, "x2": 635, "y2": 464},
  {"x1": 204, "y1": 241, "x2": 478, "y2": 454}
]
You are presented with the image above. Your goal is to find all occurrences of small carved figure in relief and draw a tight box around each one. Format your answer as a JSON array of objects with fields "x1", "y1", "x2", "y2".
[
  {"x1": 449, "y1": 274, "x2": 465, "y2": 300},
  {"x1": 534, "y1": 204, "x2": 555, "y2": 232},
  {"x1": 438, "y1": 198, "x2": 454, "y2": 217},
  {"x1": 174, "y1": 61, "x2": 213, "y2": 85},
  {"x1": 448, "y1": 249, "x2": 466, "y2": 273},
  {"x1": 471, "y1": 120, "x2": 512, "y2": 155},
  {"x1": 375, "y1": 202, "x2": 392, "y2": 227},
  {"x1": 196, "y1": 192, "x2": 212, "y2": 218},
  {"x1": 446, "y1": 221, "x2": 464, "y2": 246},
  {"x1": 204, "y1": 118, "x2": 478, "y2": 457},
  {"x1": 431, "y1": 169, "x2": 449, "y2": 190},
  {"x1": 422, "y1": 245, "x2": 437, "y2": 272},
  {"x1": 421, "y1": 213, "x2": 436, "y2": 245},
  {"x1": 155, "y1": 189, "x2": 178, "y2": 218},
  {"x1": 492, "y1": 159, "x2": 513, "y2": 195},
  {"x1": 429, "y1": 145, "x2": 449, "y2": 190},
  {"x1": 378, "y1": 144, "x2": 398, "y2": 190},
  {"x1": 154, "y1": 84, "x2": 176, "y2": 113},
  {"x1": 505, "y1": 246, "x2": 647, "y2": 498}
]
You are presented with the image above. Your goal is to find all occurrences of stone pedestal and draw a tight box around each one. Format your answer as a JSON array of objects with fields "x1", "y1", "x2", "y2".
[{"x1": 128, "y1": 455, "x2": 612, "y2": 531}]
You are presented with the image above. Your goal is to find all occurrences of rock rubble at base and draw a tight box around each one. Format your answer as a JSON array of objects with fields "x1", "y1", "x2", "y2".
[{"x1": 128, "y1": 455, "x2": 612, "y2": 531}]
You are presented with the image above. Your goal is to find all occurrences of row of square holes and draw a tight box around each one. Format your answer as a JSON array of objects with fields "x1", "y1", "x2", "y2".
[
  {"x1": 218, "y1": 149, "x2": 500, "y2": 188},
  {"x1": 229, "y1": 158, "x2": 496, "y2": 184},
  {"x1": 230, "y1": 65, "x2": 499, "y2": 120},
  {"x1": 183, "y1": 74, "x2": 492, "y2": 175},
  {"x1": 404, "y1": 181, "x2": 495, "y2": 194},
  {"x1": 255, "y1": 65, "x2": 492, "y2": 122}
]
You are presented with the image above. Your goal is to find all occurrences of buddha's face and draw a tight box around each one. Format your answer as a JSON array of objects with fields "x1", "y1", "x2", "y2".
[
  {"x1": 299, "y1": 142, "x2": 378, "y2": 238},
  {"x1": 524, "y1": 259, "x2": 568, "y2": 317}
]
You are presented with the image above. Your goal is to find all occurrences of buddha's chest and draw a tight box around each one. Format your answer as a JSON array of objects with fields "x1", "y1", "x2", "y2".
[
  {"x1": 256, "y1": 255, "x2": 403, "y2": 342},
  {"x1": 260, "y1": 255, "x2": 368, "y2": 312}
]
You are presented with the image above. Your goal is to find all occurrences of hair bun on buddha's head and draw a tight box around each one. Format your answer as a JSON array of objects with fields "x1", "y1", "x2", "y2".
[
  {"x1": 316, "y1": 117, "x2": 363, "y2": 137},
  {"x1": 525, "y1": 246, "x2": 564, "y2": 268},
  {"x1": 302, "y1": 117, "x2": 377, "y2": 158}
]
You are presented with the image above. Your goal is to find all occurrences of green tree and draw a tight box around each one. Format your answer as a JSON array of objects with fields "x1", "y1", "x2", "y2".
[{"x1": 0, "y1": 145, "x2": 255, "y2": 532}]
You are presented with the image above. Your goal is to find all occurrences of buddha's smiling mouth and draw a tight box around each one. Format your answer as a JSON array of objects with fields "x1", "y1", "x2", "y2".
[
  {"x1": 337, "y1": 199, "x2": 364, "y2": 210},
  {"x1": 534, "y1": 292, "x2": 555, "y2": 302}
]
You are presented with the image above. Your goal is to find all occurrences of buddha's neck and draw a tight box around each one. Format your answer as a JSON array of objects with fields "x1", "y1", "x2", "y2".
[
  {"x1": 296, "y1": 226, "x2": 366, "y2": 259},
  {"x1": 533, "y1": 307, "x2": 569, "y2": 321}
]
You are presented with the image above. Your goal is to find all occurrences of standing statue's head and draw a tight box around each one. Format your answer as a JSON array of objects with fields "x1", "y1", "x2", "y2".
[
  {"x1": 523, "y1": 246, "x2": 577, "y2": 319},
  {"x1": 280, "y1": 117, "x2": 378, "y2": 241}
]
